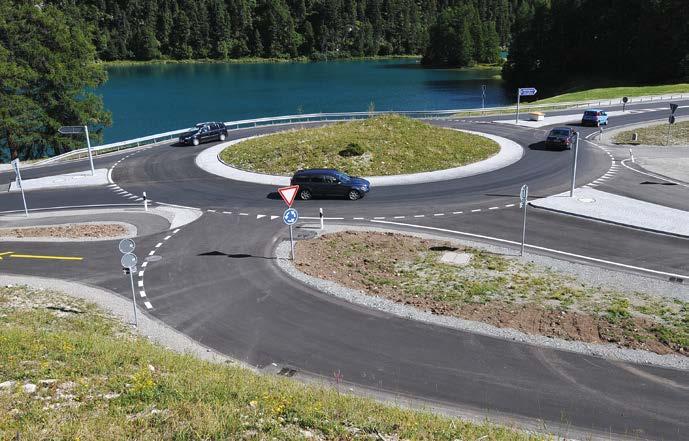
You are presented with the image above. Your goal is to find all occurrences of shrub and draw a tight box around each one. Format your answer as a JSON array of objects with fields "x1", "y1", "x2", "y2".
[{"x1": 339, "y1": 142, "x2": 365, "y2": 157}]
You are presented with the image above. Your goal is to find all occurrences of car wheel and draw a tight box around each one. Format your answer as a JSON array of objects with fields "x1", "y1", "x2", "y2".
[
  {"x1": 299, "y1": 189, "x2": 312, "y2": 200},
  {"x1": 219, "y1": 133, "x2": 226, "y2": 141},
  {"x1": 347, "y1": 189, "x2": 361, "y2": 201},
  {"x1": 192, "y1": 138, "x2": 200, "y2": 146}
]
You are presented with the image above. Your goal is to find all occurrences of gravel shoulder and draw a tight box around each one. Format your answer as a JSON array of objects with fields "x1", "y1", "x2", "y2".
[{"x1": 276, "y1": 224, "x2": 689, "y2": 371}]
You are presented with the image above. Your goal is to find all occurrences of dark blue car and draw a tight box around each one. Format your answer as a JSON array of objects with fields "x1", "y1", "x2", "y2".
[{"x1": 290, "y1": 169, "x2": 371, "y2": 200}]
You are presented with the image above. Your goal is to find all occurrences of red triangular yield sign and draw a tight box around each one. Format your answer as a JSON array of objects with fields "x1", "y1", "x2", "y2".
[{"x1": 277, "y1": 185, "x2": 299, "y2": 207}]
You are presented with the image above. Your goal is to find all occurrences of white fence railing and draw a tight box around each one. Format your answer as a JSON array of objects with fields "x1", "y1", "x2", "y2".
[{"x1": 35, "y1": 92, "x2": 687, "y2": 165}]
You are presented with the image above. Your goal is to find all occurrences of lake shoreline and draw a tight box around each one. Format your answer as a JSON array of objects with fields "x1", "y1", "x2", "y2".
[{"x1": 100, "y1": 55, "x2": 422, "y2": 68}]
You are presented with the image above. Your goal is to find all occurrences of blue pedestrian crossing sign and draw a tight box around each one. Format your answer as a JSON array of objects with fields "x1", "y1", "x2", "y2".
[{"x1": 283, "y1": 208, "x2": 299, "y2": 225}]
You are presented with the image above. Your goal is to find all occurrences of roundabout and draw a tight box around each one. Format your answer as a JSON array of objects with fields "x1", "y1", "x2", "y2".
[{"x1": 2, "y1": 101, "x2": 689, "y2": 440}]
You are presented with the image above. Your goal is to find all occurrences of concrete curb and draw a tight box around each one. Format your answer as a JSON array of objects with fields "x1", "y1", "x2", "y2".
[
  {"x1": 275, "y1": 224, "x2": 689, "y2": 371},
  {"x1": 195, "y1": 129, "x2": 523, "y2": 187}
]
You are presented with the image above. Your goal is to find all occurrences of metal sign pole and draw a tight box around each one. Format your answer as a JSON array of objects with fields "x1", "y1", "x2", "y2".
[
  {"x1": 84, "y1": 126, "x2": 95, "y2": 176},
  {"x1": 521, "y1": 194, "x2": 528, "y2": 257},
  {"x1": 515, "y1": 89, "x2": 520, "y2": 124},
  {"x1": 289, "y1": 225, "x2": 295, "y2": 260},
  {"x1": 481, "y1": 85, "x2": 486, "y2": 114},
  {"x1": 128, "y1": 269, "x2": 139, "y2": 327},
  {"x1": 570, "y1": 132, "x2": 580, "y2": 197}
]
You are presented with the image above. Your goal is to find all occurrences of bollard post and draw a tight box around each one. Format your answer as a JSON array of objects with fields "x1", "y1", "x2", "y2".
[
  {"x1": 319, "y1": 207, "x2": 324, "y2": 230},
  {"x1": 629, "y1": 148, "x2": 635, "y2": 163},
  {"x1": 143, "y1": 191, "x2": 148, "y2": 211}
]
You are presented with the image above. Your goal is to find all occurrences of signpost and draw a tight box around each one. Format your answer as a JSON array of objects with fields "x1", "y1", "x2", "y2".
[
  {"x1": 667, "y1": 103, "x2": 679, "y2": 145},
  {"x1": 481, "y1": 84, "x2": 487, "y2": 114},
  {"x1": 569, "y1": 131, "x2": 580, "y2": 197},
  {"x1": 622, "y1": 96, "x2": 629, "y2": 112},
  {"x1": 118, "y1": 239, "x2": 138, "y2": 327},
  {"x1": 277, "y1": 185, "x2": 300, "y2": 259},
  {"x1": 519, "y1": 185, "x2": 528, "y2": 257},
  {"x1": 58, "y1": 125, "x2": 95, "y2": 176},
  {"x1": 516, "y1": 87, "x2": 537, "y2": 123},
  {"x1": 11, "y1": 159, "x2": 28, "y2": 217}
]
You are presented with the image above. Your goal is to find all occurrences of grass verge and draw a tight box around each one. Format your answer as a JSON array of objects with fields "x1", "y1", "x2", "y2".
[
  {"x1": 219, "y1": 115, "x2": 499, "y2": 176},
  {"x1": 295, "y1": 232, "x2": 689, "y2": 355},
  {"x1": 612, "y1": 120, "x2": 689, "y2": 146},
  {"x1": 0, "y1": 285, "x2": 543, "y2": 440},
  {"x1": 533, "y1": 84, "x2": 689, "y2": 104}
]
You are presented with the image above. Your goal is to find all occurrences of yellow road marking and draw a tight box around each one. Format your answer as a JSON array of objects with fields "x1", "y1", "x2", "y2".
[
  {"x1": 9, "y1": 254, "x2": 83, "y2": 261},
  {"x1": 0, "y1": 252, "x2": 13, "y2": 260}
]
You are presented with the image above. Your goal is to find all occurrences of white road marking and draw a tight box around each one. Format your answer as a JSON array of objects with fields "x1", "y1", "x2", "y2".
[
  {"x1": 373, "y1": 217, "x2": 385, "y2": 220},
  {"x1": 371, "y1": 220, "x2": 689, "y2": 280},
  {"x1": 239, "y1": 213, "x2": 249, "y2": 216},
  {"x1": 207, "y1": 209, "x2": 216, "y2": 213},
  {"x1": 139, "y1": 290, "x2": 146, "y2": 298},
  {"x1": 453, "y1": 211, "x2": 463, "y2": 214},
  {"x1": 144, "y1": 301, "x2": 153, "y2": 310},
  {"x1": 148, "y1": 250, "x2": 155, "y2": 256},
  {"x1": 489, "y1": 207, "x2": 499, "y2": 210},
  {"x1": 134, "y1": 197, "x2": 144, "y2": 201},
  {"x1": 621, "y1": 159, "x2": 689, "y2": 188},
  {"x1": 223, "y1": 211, "x2": 232, "y2": 214},
  {"x1": 504, "y1": 204, "x2": 515, "y2": 208},
  {"x1": 257, "y1": 214, "x2": 266, "y2": 219},
  {"x1": 433, "y1": 213, "x2": 445, "y2": 216},
  {"x1": 141, "y1": 262, "x2": 148, "y2": 268},
  {"x1": 155, "y1": 243, "x2": 162, "y2": 248},
  {"x1": 353, "y1": 217, "x2": 364, "y2": 220},
  {"x1": 164, "y1": 235, "x2": 172, "y2": 240},
  {"x1": 414, "y1": 215, "x2": 425, "y2": 218},
  {"x1": 270, "y1": 216, "x2": 279, "y2": 220},
  {"x1": 137, "y1": 280, "x2": 143, "y2": 287},
  {"x1": 394, "y1": 216, "x2": 405, "y2": 219},
  {"x1": 173, "y1": 229, "x2": 180, "y2": 234},
  {"x1": 471, "y1": 209, "x2": 481, "y2": 212},
  {"x1": 138, "y1": 271, "x2": 144, "y2": 277}
]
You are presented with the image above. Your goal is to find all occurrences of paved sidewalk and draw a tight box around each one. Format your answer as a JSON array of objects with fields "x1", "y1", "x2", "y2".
[
  {"x1": 9, "y1": 168, "x2": 110, "y2": 192},
  {"x1": 531, "y1": 188, "x2": 689, "y2": 237},
  {"x1": 196, "y1": 129, "x2": 523, "y2": 186}
]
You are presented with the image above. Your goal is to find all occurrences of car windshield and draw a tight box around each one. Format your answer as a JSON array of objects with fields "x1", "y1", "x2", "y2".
[
  {"x1": 551, "y1": 129, "x2": 569, "y2": 136},
  {"x1": 335, "y1": 172, "x2": 351, "y2": 183},
  {"x1": 584, "y1": 111, "x2": 597, "y2": 117}
]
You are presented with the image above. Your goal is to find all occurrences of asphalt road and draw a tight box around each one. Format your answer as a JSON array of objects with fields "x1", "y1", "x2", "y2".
[{"x1": 2, "y1": 100, "x2": 689, "y2": 440}]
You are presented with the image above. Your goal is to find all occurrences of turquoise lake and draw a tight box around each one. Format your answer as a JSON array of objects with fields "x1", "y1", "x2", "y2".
[{"x1": 98, "y1": 59, "x2": 509, "y2": 144}]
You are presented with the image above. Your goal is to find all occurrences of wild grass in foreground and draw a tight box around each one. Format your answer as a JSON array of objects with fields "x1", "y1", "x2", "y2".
[
  {"x1": 0, "y1": 286, "x2": 546, "y2": 440},
  {"x1": 219, "y1": 115, "x2": 499, "y2": 176}
]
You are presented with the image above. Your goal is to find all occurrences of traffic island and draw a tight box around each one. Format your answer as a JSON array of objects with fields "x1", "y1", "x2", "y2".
[
  {"x1": 219, "y1": 115, "x2": 498, "y2": 176},
  {"x1": 279, "y1": 229, "x2": 689, "y2": 367},
  {"x1": 0, "y1": 223, "x2": 131, "y2": 241},
  {"x1": 0, "y1": 284, "x2": 541, "y2": 441}
]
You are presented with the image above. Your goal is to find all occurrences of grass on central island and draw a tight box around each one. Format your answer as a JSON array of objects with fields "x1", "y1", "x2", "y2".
[
  {"x1": 613, "y1": 120, "x2": 689, "y2": 146},
  {"x1": 219, "y1": 115, "x2": 499, "y2": 176},
  {"x1": 0, "y1": 286, "x2": 544, "y2": 440}
]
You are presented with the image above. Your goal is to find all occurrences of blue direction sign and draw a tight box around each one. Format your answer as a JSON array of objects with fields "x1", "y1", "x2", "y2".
[
  {"x1": 283, "y1": 208, "x2": 299, "y2": 225},
  {"x1": 519, "y1": 87, "x2": 537, "y2": 96}
]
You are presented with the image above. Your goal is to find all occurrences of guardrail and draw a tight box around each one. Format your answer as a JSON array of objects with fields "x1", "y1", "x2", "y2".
[{"x1": 35, "y1": 92, "x2": 687, "y2": 165}]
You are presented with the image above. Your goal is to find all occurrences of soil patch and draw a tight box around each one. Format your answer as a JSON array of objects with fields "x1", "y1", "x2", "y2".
[
  {"x1": 0, "y1": 223, "x2": 127, "y2": 239},
  {"x1": 295, "y1": 231, "x2": 688, "y2": 356}
]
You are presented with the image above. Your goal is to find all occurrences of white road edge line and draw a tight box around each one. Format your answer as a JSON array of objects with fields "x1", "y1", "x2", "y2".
[
  {"x1": 137, "y1": 280, "x2": 143, "y2": 288},
  {"x1": 148, "y1": 251, "x2": 155, "y2": 256},
  {"x1": 141, "y1": 262, "x2": 148, "y2": 268},
  {"x1": 139, "y1": 290, "x2": 146, "y2": 298},
  {"x1": 370, "y1": 219, "x2": 689, "y2": 280},
  {"x1": 173, "y1": 229, "x2": 180, "y2": 234},
  {"x1": 621, "y1": 159, "x2": 689, "y2": 188},
  {"x1": 164, "y1": 235, "x2": 172, "y2": 240},
  {"x1": 144, "y1": 301, "x2": 153, "y2": 310}
]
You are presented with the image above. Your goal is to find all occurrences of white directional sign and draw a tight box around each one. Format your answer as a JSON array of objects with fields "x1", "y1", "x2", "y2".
[
  {"x1": 58, "y1": 126, "x2": 86, "y2": 135},
  {"x1": 518, "y1": 87, "x2": 538, "y2": 96},
  {"x1": 283, "y1": 208, "x2": 299, "y2": 225}
]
